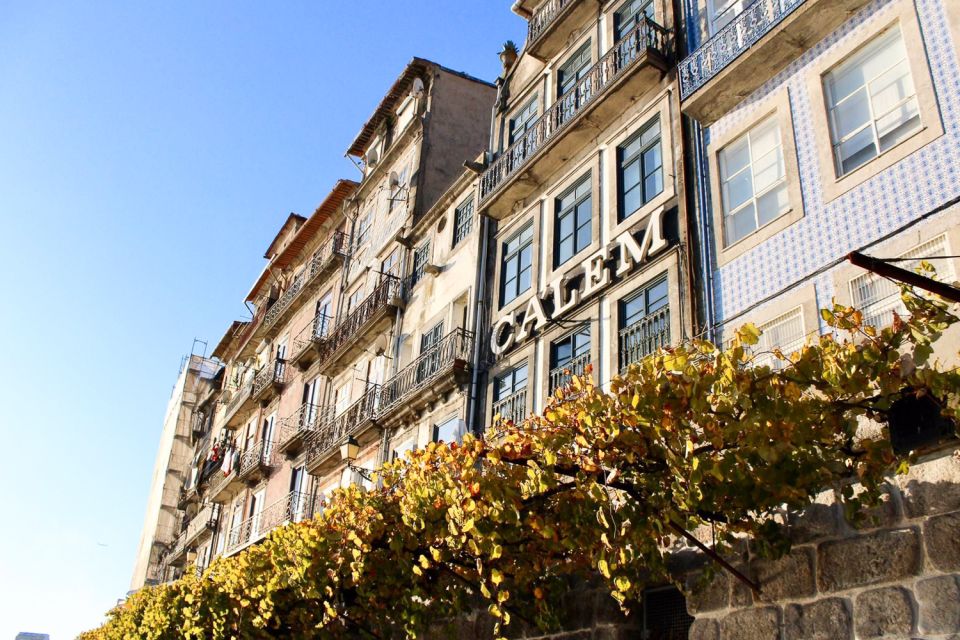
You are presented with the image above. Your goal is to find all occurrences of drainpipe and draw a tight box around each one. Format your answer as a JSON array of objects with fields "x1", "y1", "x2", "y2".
[{"x1": 467, "y1": 211, "x2": 491, "y2": 436}]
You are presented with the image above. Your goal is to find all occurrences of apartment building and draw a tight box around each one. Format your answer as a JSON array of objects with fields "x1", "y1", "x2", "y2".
[
  {"x1": 478, "y1": 0, "x2": 695, "y2": 429},
  {"x1": 130, "y1": 354, "x2": 220, "y2": 590},
  {"x1": 679, "y1": 0, "x2": 960, "y2": 363}
]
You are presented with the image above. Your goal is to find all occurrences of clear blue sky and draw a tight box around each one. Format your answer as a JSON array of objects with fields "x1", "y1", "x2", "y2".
[{"x1": 0, "y1": 2, "x2": 524, "y2": 637}]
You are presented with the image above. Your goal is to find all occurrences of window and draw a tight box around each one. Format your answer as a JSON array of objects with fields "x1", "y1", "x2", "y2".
[
  {"x1": 549, "y1": 326, "x2": 591, "y2": 392},
  {"x1": 347, "y1": 287, "x2": 365, "y2": 313},
  {"x1": 493, "y1": 364, "x2": 528, "y2": 424},
  {"x1": 355, "y1": 212, "x2": 372, "y2": 246},
  {"x1": 389, "y1": 164, "x2": 409, "y2": 212},
  {"x1": 614, "y1": 0, "x2": 654, "y2": 41},
  {"x1": 718, "y1": 115, "x2": 789, "y2": 246},
  {"x1": 558, "y1": 42, "x2": 592, "y2": 98},
  {"x1": 453, "y1": 197, "x2": 475, "y2": 247},
  {"x1": 824, "y1": 27, "x2": 921, "y2": 177},
  {"x1": 618, "y1": 118, "x2": 663, "y2": 221},
  {"x1": 619, "y1": 276, "x2": 670, "y2": 370},
  {"x1": 391, "y1": 437, "x2": 416, "y2": 461},
  {"x1": 433, "y1": 416, "x2": 465, "y2": 444},
  {"x1": 509, "y1": 97, "x2": 539, "y2": 145},
  {"x1": 555, "y1": 175, "x2": 592, "y2": 267},
  {"x1": 849, "y1": 234, "x2": 956, "y2": 329},
  {"x1": 334, "y1": 382, "x2": 350, "y2": 416},
  {"x1": 500, "y1": 223, "x2": 534, "y2": 306},
  {"x1": 752, "y1": 307, "x2": 805, "y2": 370},
  {"x1": 417, "y1": 321, "x2": 444, "y2": 382},
  {"x1": 381, "y1": 247, "x2": 401, "y2": 278},
  {"x1": 409, "y1": 242, "x2": 430, "y2": 288},
  {"x1": 710, "y1": 0, "x2": 753, "y2": 33}
]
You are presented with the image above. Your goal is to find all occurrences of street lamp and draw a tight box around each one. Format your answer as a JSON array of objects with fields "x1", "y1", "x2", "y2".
[{"x1": 339, "y1": 436, "x2": 372, "y2": 483}]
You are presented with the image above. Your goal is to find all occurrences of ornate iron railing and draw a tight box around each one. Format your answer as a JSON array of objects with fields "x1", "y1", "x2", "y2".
[
  {"x1": 527, "y1": 0, "x2": 576, "y2": 44},
  {"x1": 548, "y1": 352, "x2": 591, "y2": 394},
  {"x1": 251, "y1": 358, "x2": 287, "y2": 398},
  {"x1": 679, "y1": 0, "x2": 804, "y2": 99},
  {"x1": 305, "y1": 385, "x2": 381, "y2": 467},
  {"x1": 378, "y1": 329, "x2": 474, "y2": 416},
  {"x1": 316, "y1": 276, "x2": 402, "y2": 368},
  {"x1": 279, "y1": 402, "x2": 331, "y2": 448},
  {"x1": 238, "y1": 440, "x2": 279, "y2": 478},
  {"x1": 263, "y1": 273, "x2": 306, "y2": 331},
  {"x1": 183, "y1": 503, "x2": 220, "y2": 547},
  {"x1": 308, "y1": 231, "x2": 350, "y2": 279},
  {"x1": 481, "y1": 17, "x2": 669, "y2": 203},
  {"x1": 619, "y1": 306, "x2": 670, "y2": 371},
  {"x1": 225, "y1": 491, "x2": 319, "y2": 554},
  {"x1": 292, "y1": 313, "x2": 332, "y2": 359},
  {"x1": 223, "y1": 377, "x2": 253, "y2": 422},
  {"x1": 493, "y1": 388, "x2": 527, "y2": 425}
]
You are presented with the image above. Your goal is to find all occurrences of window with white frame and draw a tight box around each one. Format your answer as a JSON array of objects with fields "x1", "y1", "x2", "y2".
[
  {"x1": 494, "y1": 364, "x2": 528, "y2": 425},
  {"x1": 347, "y1": 286, "x2": 365, "y2": 313},
  {"x1": 849, "y1": 234, "x2": 956, "y2": 330},
  {"x1": 718, "y1": 115, "x2": 789, "y2": 246},
  {"x1": 824, "y1": 26, "x2": 921, "y2": 177},
  {"x1": 509, "y1": 97, "x2": 539, "y2": 145},
  {"x1": 434, "y1": 415, "x2": 465, "y2": 444},
  {"x1": 710, "y1": 0, "x2": 755, "y2": 34},
  {"x1": 618, "y1": 117, "x2": 663, "y2": 222},
  {"x1": 453, "y1": 196, "x2": 475, "y2": 247},
  {"x1": 752, "y1": 307, "x2": 805, "y2": 370},
  {"x1": 381, "y1": 247, "x2": 401, "y2": 278},
  {"x1": 355, "y1": 211, "x2": 372, "y2": 246},
  {"x1": 614, "y1": 0, "x2": 655, "y2": 41}
]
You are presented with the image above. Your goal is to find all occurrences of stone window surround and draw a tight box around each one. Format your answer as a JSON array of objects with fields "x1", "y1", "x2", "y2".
[
  {"x1": 536, "y1": 301, "x2": 602, "y2": 405},
  {"x1": 486, "y1": 341, "x2": 537, "y2": 429},
  {"x1": 602, "y1": 249, "x2": 683, "y2": 385},
  {"x1": 555, "y1": 36, "x2": 596, "y2": 100},
  {"x1": 542, "y1": 156, "x2": 602, "y2": 287},
  {"x1": 708, "y1": 88, "x2": 805, "y2": 266},
  {"x1": 494, "y1": 202, "x2": 542, "y2": 317},
  {"x1": 805, "y1": 0, "x2": 944, "y2": 203},
  {"x1": 600, "y1": 0, "x2": 668, "y2": 49},
  {"x1": 720, "y1": 283, "x2": 820, "y2": 354}
]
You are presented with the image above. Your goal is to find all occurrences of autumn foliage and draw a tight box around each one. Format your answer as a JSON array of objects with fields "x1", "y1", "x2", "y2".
[{"x1": 80, "y1": 288, "x2": 960, "y2": 639}]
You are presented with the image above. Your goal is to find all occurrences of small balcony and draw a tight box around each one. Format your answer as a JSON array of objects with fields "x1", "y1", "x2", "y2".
[
  {"x1": 525, "y1": 0, "x2": 596, "y2": 61},
  {"x1": 480, "y1": 17, "x2": 670, "y2": 219},
  {"x1": 289, "y1": 313, "x2": 332, "y2": 371},
  {"x1": 679, "y1": 0, "x2": 870, "y2": 124},
  {"x1": 548, "y1": 352, "x2": 591, "y2": 395},
  {"x1": 182, "y1": 503, "x2": 220, "y2": 550},
  {"x1": 262, "y1": 273, "x2": 307, "y2": 334},
  {"x1": 377, "y1": 329, "x2": 474, "y2": 427},
  {"x1": 224, "y1": 490, "x2": 319, "y2": 556},
  {"x1": 222, "y1": 381, "x2": 254, "y2": 429},
  {"x1": 177, "y1": 484, "x2": 199, "y2": 510},
  {"x1": 305, "y1": 385, "x2": 380, "y2": 475},
  {"x1": 618, "y1": 306, "x2": 670, "y2": 372},
  {"x1": 251, "y1": 358, "x2": 288, "y2": 405},
  {"x1": 315, "y1": 276, "x2": 404, "y2": 377},
  {"x1": 492, "y1": 388, "x2": 528, "y2": 426},
  {"x1": 208, "y1": 458, "x2": 244, "y2": 504},
  {"x1": 278, "y1": 402, "x2": 331, "y2": 454},
  {"x1": 237, "y1": 440, "x2": 280, "y2": 484}
]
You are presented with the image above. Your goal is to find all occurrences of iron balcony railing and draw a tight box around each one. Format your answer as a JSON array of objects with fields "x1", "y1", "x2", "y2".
[
  {"x1": 619, "y1": 306, "x2": 670, "y2": 371},
  {"x1": 480, "y1": 17, "x2": 669, "y2": 203},
  {"x1": 251, "y1": 358, "x2": 287, "y2": 399},
  {"x1": 223, "y1": 379, "x2": 253, "y2": 422},
  {"x1": 263, "y1": 272, "x2": 306, "y2": 331},
  {"x1": 548, "y1": 352, "x2": 591, "y2": 394},
  {"x1": 225, "y1": 491, "x2": 319, "y2": 555},
  {"x1": 493, "y1": 388, "x2": 527, "y2": 426},
  {"x1": 679, "y1": 0, "x2": 804, "y2": 99},
  {"x1": 183, "y1": 503, "x2": 220, "y2": 548},
  {"x1": 279, "y1": 402, "x2": 331, "y2": 449},
  {"x1": 316, "y1": 276, "x2": 402, "y2": 368},
  {"x1": 308, "y1": 231, "x2": 350, "y2": 279},
  {"x1": 238, "y1": 440, "x2": 279, "y2": 478},
  {"x1": 305, "y1": 385, "x2": 381, "y2": 467},
  {"x1": 527, "y1": 0, "x2": 576, "y2": 44},
  {"x1": 378, "y1": 329, "x2": 474, "y2": 416},
  {"x1": 292, "y1": 313, "x2": 332, "y2": 361}
]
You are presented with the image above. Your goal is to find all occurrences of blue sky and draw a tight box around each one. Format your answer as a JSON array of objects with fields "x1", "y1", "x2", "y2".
[{"x1": 0, "y1": 2, "x2": 524, "y2": 637}]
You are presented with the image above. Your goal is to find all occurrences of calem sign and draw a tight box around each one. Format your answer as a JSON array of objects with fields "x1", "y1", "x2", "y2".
[{"x1": 491, "y1": 206, "x2": 668, "y2": 356}]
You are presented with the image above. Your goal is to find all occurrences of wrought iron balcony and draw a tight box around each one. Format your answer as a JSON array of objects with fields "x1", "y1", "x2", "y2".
[
  {"x1": 290, "y1": 313, "x2": 332, "y2": 370},
  {"x1": 278, "y1": 402, "x2": 331, "y2": 454},
  {"x1": 480, "y1": 17, "x2": 670, "y2": 217},
  {"x1": 548, "y1": 352, "x2": 591, "y2": 395},
  {"x1": 208, "y1": 453, "x2": 243, "y2": 504},
  {"x1": 618, "y1": 306, "x2": 670, "y2": 372},
  {"x1": 525, "y1": 0, "x2": 596, "y2": 61},
  {"x1": 251, "y1": 358, "x2": 287, "y2": 404},
  {"x1": 222, "y1": 380, "x2": 254, "y2": 428},
  {"x1": 237, "y1": 440, "x2": 279, "y2": 482},
  {"x1": 377, "y1": 329, "x2": 474, "y2": 424},
  {"x1": 182, "y1": 503, "x2": 220, "y2": 550},
  {"x1": 305, "y1": 384, "x2": 381, "y2": 473},
  {"x1": 678, "y1": 0, "x2": 868, "y2": 123},
  {"x1": 315, "y1": 276, "x2": 403, "y2": 376},
  {"x1": 224, "y1": 491, "x2": 319, "y2": 556},
  {"x1": 263, "y1": 272, "x2": 306, "y2": 332},
  {"x1": 492, "y1": 388, "x2": 528, "y2": 426},
  {"x1": 305, "y1": 231, "x2": 350, "y2": 285}
]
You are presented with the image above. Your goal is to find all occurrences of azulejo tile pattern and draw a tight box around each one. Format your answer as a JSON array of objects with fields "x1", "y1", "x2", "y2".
[{"x1": 699, "y1": 0, "x2": 960, "y2": 327}]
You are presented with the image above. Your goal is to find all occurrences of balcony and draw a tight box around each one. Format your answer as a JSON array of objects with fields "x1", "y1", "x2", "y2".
[
  {"x1": 305, "y1": 385, "x2": 380, "y2": 475},
  {"x1": 289, "y1": 313, "x2": 332, "y2": 371},
  {"x1": 224, "y1": 491, "x2": 319, "y2": 556},
  {"x1": 181, "y1": 503, "x2": 220, "y2": 550},
  {"x1": 221, "y1": 381, "x2": 254, "y2": 429},
  {"x1": 315, "y1": 276, "x2": 404, "y2": 377},
  {"x1": 208, "y1": 458, "x2": 244, "y2": 504},
  {"x1": 480, "y1": 18, "x2": 670, "y2": 219},
  {"x1": 525, "y1": 0, "x2": 596, "y2": 61},
  {"x1": 237, "y1": 440, "x2": 280, "y2": 484},
  {"x1": 262, "y1": 273, "x2": 307, "y2": 334},
  {"x1": 251, "y1": 358, "x2": 287, "y2": 405},
  {"x1": 377, "y1": 329, "x2": 474, "y2": 426},
  {"x1": 278, "y1": 402, "x2": 330, "y2": 454},
  {"x1": 679, "y1": 0, "x2": 870, "y2": 124},
  {"x1": 493, "y1": 388, "x2": 528, "y2": 426},
  {"x1": 618, "y1": 306, "x2": 670, "y2": 372},
  {"x1": 548, "y1": 352, "x2": 591, "y2": 395}
]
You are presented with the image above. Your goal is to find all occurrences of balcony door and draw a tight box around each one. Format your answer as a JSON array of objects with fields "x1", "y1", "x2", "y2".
[
  {"x1": 315, "y1": 294, "x2": 332, "y2": 337},
  {"x1": 244, "y1": 417, "x2": 257, "y2": 454},
  {"x1": 302, "y1": 377, "x2": 321, "y2": 428},
  {"x1": 417, "y1": 322, "x2": 444, "y2": 383},
  {"x1": 262, "y1": 413, "x2": 277, "y2": 459},
  {"x1": 289, "y1": 466, "x2": 307, "y2": 522},
  {"x1": 275, "y1": 339, "x2": 288, "y2": 380},
  {"x1": 249, "y1": 489, "x2": 265, "y2": 539}
]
